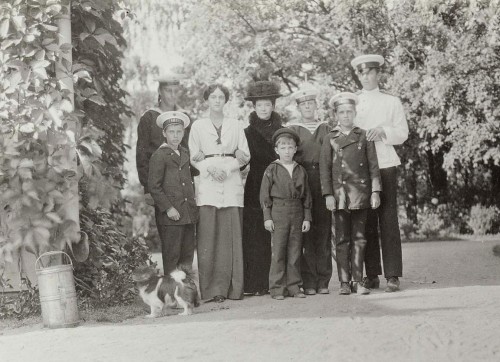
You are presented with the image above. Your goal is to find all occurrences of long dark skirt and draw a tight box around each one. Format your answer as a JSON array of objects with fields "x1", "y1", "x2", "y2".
[
  {"x1": 242, "y1": 206, "x2": 272, "y2": 293},
  {"x1": 197, "y1": 206, "x2": 244, "y2": 300}
]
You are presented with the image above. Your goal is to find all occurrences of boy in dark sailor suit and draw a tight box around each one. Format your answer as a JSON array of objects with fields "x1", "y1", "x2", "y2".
[
  {"x1": 320, "y1": 92, "x2": 381, "y2": 296},
  {"x1": 260, "y1": 128, "x2": 312, "y2": 300},
  {"x1": 148, "y1": 111, "x2": 199, "y2": 275}
]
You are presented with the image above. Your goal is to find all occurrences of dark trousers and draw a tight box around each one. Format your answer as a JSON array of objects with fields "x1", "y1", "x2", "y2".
[
  {"x1": 300, "y1": 165, "x2": 333, "y2": 290},
  {"x1": 269, "y1": 200, "x2": 304, "y2": 297},
  {"x1": 159, "y1": 223, "x2": 195, "y2": 275},
  {"x1": 334, "y1": 209, "x2": 368, "y2": 282},
  {"x1": 364, "y1": 167, "x2": 403, "y2": 278}
]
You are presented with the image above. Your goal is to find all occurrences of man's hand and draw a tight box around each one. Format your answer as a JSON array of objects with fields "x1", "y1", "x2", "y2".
[
  {"x1": 264, "y1": 220, "x2": 275, "y2": 232},
  {"x1": 192, "y1": 151, "x2": 205, "y2": 162},
  {"x1": 166, "y1": 207, "x2": 181, "y2": 221},
  {"x1": 144, "y1": 193, "x2": 154, "y2": 206},
  {"x1": 325, "y1": 195, "x2": 336, "y2": 211},
  {"x1": 371, "y1": 192, "x2": 381, "y2": 209},
  {"x1": 302, "y1": 220, "x2": 311, "y2": 232},
  {"x1": 366, "y1": 127, "x2": 386, "y2": 142}
]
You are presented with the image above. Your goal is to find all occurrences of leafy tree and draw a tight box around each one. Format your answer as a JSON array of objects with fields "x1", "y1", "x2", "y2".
[{"x1": 0, "y1": 0, "x2": 134, "y2": 277}]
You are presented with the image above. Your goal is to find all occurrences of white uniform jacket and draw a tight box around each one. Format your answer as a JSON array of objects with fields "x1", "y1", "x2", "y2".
[
  {"x1": 188, "y1": 117, "x2": 250, "y2": 208},
  {"x1": 354, "y1": 88, "x2": 409, "y2": 169}
]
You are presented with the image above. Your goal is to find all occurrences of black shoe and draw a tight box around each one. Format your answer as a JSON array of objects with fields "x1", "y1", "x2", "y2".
[
  {"x1": 339, "y1": 282, "x2": 351, "y2": 295},
  {"x1": 353, "y1": 281, "x2": 371, "y2": 295},
  {"x1": 254, "y1": 289, "x2": 268, "y2": 296},
  {"x1": 304, "y1": 288, "x2": 317, "y2": 295},
  {"x1": 362, "y1": 276, "x2": 380, "y2": 289},
  {"x1": 385, "y1": 277, "x2": 400, "y2": 292},
  {"x1": 213, "y1": 295, "x2": 226, "y2": 303}
]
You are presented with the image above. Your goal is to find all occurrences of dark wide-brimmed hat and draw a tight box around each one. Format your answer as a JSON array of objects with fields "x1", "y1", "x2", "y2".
[{"x1": 244, "y1": 80, "x2": 282, "y2": 101}]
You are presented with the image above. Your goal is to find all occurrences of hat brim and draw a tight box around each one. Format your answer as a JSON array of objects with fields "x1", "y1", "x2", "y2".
[{"x1": 244, "y1": 94, "x2": 282, "y2": 101}]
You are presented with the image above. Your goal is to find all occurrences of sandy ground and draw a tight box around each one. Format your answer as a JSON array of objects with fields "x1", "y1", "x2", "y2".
[{"x1": 1, "y1": 239, "x2": 500, "y2": 362}]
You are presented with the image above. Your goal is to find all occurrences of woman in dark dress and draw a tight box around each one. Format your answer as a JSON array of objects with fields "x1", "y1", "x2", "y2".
[{"x1": 242, "y1": 80, "x2": 283, "y2": 296}]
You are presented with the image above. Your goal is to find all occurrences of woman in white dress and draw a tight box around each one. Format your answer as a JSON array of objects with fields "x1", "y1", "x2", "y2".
[{"x1": 189, "y1": 84, "x2": 250, "y2": 302}]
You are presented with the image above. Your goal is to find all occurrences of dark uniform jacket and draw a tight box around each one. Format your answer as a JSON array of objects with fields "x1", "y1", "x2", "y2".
[
  {"x1": 148, "y1": 143, "x2": 199, "y2": 226},
  {"x1": 320, "y1": 127, "x2": 382, "y2": 210},
  {"x1": 136, "y1": 109, "x2": 195, "y2": 193},
  {"x1": 260, "y1": 160, "x2": 312, "y2": 222}
]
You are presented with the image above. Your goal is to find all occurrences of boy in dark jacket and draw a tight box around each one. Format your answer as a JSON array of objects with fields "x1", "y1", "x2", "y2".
[
  {"x1": 320, "y1": 92, "x2": 382, "y2": 295},
  {"x1": 260, "y1": 128, "x2": 312, "y2": 300},
  {"x1": 148, "y1": 111, "x2": 199, "y2": 275}
]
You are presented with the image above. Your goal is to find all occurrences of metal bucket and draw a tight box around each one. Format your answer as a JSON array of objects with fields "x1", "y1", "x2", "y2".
[{"x1": 35, "y1": 251, "x2": 80, "y2": 328}]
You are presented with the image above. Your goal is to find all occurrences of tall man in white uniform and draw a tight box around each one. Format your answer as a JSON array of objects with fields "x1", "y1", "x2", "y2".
[{"x1": 351, "y1": 54, "x2": 409, "y2": 292}]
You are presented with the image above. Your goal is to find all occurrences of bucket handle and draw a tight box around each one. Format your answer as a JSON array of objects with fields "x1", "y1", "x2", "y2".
[{"x1": 35, "y1": 251, "x2": 73, "y2": 271}]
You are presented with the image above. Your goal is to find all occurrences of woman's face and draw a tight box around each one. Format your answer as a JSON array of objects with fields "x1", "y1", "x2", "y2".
[
  {"x1": 255, "y1": 99, "x2": 274, "y2": 120},
  {"x1": 207, "y1": 88, "x2": 226, "y2": 112}
]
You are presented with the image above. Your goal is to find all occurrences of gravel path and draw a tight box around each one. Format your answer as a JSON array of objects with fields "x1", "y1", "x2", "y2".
[{"x1": 1, "y1": 239, "x2": 499, "y2": 362}]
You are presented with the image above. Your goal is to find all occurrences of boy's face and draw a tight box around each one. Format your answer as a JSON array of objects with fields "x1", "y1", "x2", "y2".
[
  {"x1": 274, "y1": 137, "x2": 297, "y2": 163},
  {"x1": 356, "y1": 67, "x2": 380, "y2": 91},
  {"x1": 297, "y1": 99, "x2": 317, "y2": 120},
  {"x1": 336, "y1": 104, "x2": 356, "y2": 129},
  {"x1": 163, "y1": 124, "x2": 185, "y2": 148}
]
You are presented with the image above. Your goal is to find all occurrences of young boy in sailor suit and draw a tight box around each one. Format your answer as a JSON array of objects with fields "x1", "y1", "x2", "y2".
[
  {"x1": 351, "y1": 54, "x2": 409, "y2": 292},
  {"x1": 320, "y1": 92, "x2": 382, "y2": 295},
  {"x1": 148, "y1": 111, "x2": 199, "y2": 275},
  {"x1": 260, "y1": 128, "x2": 312, "y2": 300}
]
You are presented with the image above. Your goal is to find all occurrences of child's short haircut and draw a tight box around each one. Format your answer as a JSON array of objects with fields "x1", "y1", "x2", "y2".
[{"x1": 275, "y1": 136, "x2": 296, "y2": 147}]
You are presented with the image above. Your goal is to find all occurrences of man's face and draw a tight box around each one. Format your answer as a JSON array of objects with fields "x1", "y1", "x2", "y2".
[
  {"x1": 335, "y1": 104, "x2": 356, "y2": 129},
  {"x1": 297, "y1": 99, "x2": 317, "y2": 121},
  {"x1": 163, "y1": 124, "x2": 184, "y2": 148},
  {"x1": 159, "y1": 84, "x2": 180, "y2": 108},
  {"x1": 356, "y1": 67, "x2": 379, "y2": 91}
]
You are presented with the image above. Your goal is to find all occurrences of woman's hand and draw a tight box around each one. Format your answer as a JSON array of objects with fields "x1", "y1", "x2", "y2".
[
  {"x1": 302, "y1": 220, "x2": 310, "y2": 232},
  {"x1": 208, "y1": 166, "x2": 227, "y2": 182},
  {"x1": 325, "y1": 195, "x2": 336, "y2": 211},
  {"x1": 235, "y1": 149, "x2": 249, "y2": 165},
  {"x1": 192, "y1": 151, "x2": 205, "y2": 162},
  {"x1": 264, "y1": 220, "x2": 274, "y2": 232},
  {"x1": 166, "y1": 207, "x2": 181, "y2": 221}
]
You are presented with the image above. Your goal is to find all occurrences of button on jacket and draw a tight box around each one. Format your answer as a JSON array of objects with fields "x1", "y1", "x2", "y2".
[
  {"x1": 320, "y1": 127, "x2": 382, "y2": 210},
  {"x1": 260, "y1": 160, "x2": 312, "y2": 222},
  {"x1": 354, "y1": 88, "x2": 408, "y2": 169},
  {"x1": 148, "y1": 143, "x2": 198, "y2": 225}
]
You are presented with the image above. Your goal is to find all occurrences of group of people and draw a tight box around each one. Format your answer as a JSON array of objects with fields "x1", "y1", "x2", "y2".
[{"x1": 136, "y1": 53, "x2": 409, "y2": 303}]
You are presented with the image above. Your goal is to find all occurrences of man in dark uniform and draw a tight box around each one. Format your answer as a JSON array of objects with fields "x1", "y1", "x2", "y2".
[
  {"x1": 351, "y1": 54, "x2": 409, "y2": 292},
  {"x1": 136, "y1": 74, "x2": 196, "y2": 264}
]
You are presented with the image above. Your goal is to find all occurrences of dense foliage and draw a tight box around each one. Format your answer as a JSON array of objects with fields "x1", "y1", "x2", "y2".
[
  {"x1": 178, "y1": 0, "x2": 500, "y2": 236},
  {"x1": 0, "y1": 0, "x2": 150, "y2": 315},
  {"x1": 75, "y1": 206, "x2": 153, "y2": 307}
]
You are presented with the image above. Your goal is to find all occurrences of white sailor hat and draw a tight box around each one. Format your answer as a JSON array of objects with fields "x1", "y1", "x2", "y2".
[
  {"x1": 156, "y1": 111, "x2": 190, "y2": 129},
  {"x1": 292, "y1": 84, "x2": 319, "y2": 103},
  {"x1": 154, "y1": 73, "x2": 185, "y2": 86},
  {"x1": 328, "y1": 92, "x2": 359, "y2": 109},
  {"x1": 350, "y1": 54, "x2": 384, "y2": 72}
]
